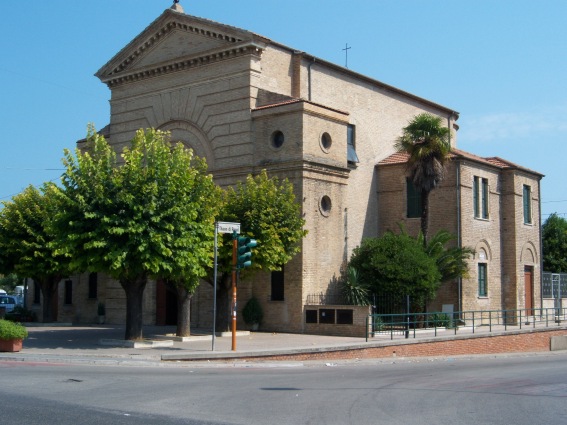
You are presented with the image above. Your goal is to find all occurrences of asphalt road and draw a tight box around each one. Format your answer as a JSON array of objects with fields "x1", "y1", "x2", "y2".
[{"x1": 2, "y1": 353, "x2": 567, "y2": 425}]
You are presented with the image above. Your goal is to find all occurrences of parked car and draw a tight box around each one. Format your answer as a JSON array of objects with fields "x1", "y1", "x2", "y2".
[{"x1": 0, "y1": 295, "x2": 18, "y2": 313}]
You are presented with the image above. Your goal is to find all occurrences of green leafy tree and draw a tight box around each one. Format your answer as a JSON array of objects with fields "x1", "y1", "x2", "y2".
[
  {"x1": 57, "y1": 127, "x2": 220, "y2": 340},
  {"x1": 348, "y1": 232, "x2": 441, "y2": 309},
  {"x1": 395, "y1": 113, "x2": 451, "y2": 245},
  {"x1": 0, "y1": 274, "x2": 21, "y2": 293},
  {"x1": 542, "y1": 213, "x2": 567, "y2": 272},
  {"x1": 0, "y1": 184, "x2": 73, "y2": 322},
  {"x1": 213, "y1": 170, "x2": 307, "y2": 331}
]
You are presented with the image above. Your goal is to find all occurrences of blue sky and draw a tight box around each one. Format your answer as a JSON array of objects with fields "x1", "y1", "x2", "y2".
[{"x1": 1, "y1": 0, "x2": 566, "y2": 220}]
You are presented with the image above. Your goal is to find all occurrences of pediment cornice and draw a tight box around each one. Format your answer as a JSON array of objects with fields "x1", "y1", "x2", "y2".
[
  {"x1": 96, "y1": 9, "x2": 268, "y2": 87},
  {"x1": 101, "y1": 41, "x2": 265, "y2": 88}
]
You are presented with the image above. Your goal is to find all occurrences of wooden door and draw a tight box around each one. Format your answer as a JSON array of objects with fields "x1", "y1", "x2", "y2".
[{"x1": 524, "y1": 266, "x2": 534, "y2": 315}]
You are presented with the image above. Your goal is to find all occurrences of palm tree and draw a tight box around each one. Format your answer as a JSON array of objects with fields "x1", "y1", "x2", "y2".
[
  {"x1": 417, "y1": 229, "x2": 475, "y2": 282},
  {"x1": 395, "y1": 113, "x2": 451, "y2": 245}
]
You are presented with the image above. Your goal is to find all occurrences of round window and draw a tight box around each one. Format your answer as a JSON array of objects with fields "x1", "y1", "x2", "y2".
[
  {"x1": 271, "y1": 130, "x2": 285, "y2": 149},
  {"x1": 319, "y1": 195, "x2": 332, "y2": 216},
  {"x1": 320, "y1": 132, "x2": 332, "y2": 152}
]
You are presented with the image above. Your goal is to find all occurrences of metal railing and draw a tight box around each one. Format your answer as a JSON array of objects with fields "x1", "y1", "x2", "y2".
[{"x1": 366, "y1": 307, "x2": 567, "y2": 341}]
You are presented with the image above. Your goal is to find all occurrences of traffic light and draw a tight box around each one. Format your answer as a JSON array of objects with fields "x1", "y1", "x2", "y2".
[{"x1": 237, "y1": 236, "x2": 257, "y2": 269}]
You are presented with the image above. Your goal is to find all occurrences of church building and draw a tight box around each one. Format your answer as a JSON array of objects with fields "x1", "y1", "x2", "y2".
[{"x1": 30, "y1": 2, "x2": 543, "y2": 335}]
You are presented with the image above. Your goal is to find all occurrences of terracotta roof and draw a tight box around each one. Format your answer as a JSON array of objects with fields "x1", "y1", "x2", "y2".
[
  {"x1": 484, "y1": 157, "x2": 517, "y2": 168},
  {"x1": 379, "y1": 148, "x2": 543, "y2": 177},
  {"x1": 252, "y1": 98, "x2": 349, "y2": 116},
  {"x1": 378, "y1": 151, "x2": 409, "y2": 165}
]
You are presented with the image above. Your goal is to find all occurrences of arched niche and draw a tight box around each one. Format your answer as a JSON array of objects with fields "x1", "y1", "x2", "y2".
[
  {"x1": 520, "y1": 241, "x2": 538, "y2": 265},
  {"x1": 158, "y1": 120, "x2": 215, "y2": 170},
  {"x1": 474, "y1": 240, "x2": 492, "y2": 262}
]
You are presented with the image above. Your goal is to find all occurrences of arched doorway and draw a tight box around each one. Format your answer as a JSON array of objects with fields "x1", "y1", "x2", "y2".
[{"x1": 156, "y1": 280, "x2": 178, "y2": 326}]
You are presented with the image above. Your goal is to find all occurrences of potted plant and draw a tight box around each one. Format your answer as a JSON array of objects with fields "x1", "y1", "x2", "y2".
[
  {"x1": 0, "y1": 319, "x2": 28, "y2": 352},
  {"x1": 97, "y1": 302, "x2": 106, "y2": 324},
  {"x1": 242, "y1": 296, "x2": 263, "y2": 331}
]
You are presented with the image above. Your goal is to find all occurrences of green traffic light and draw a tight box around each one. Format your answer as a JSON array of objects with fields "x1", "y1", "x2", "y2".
[{"x1": 237, "y1": 236, "x2": 257, "y2": 269}]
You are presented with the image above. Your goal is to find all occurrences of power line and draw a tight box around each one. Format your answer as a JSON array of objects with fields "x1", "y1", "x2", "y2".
[{"x1": 0, "y1": 168, "x2": 64, "y2": 171}]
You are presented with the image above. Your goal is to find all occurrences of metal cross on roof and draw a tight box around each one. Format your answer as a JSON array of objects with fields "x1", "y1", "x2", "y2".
[{"x1": 342, "y1": 43, "x2": 351, "y2": 68}]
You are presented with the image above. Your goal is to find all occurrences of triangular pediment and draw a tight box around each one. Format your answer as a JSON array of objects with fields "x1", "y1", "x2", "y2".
[{"x1": 96, "y1": 9, "x2": 268, "y2": 86}]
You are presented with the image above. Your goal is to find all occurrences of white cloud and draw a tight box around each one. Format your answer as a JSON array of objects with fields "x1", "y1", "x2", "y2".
[{"x1": 458, "y1": 104, "x2": 567, "y2": 143}]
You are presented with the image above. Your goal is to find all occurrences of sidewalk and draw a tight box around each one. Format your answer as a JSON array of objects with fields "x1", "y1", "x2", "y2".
[
  {"x1": 0, "y1": 325, "x2": 370, "y2": 366},
  {"x1": 1, "y1": 322, "x2": 566, "y2": 367}
]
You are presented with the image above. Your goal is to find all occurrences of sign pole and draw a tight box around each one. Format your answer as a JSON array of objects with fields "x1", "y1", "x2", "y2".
[{"x1": 212, "y1": 222, "x2": 218, "y2": 351}]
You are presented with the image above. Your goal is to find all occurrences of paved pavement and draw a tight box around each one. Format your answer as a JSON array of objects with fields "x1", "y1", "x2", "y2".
[
  {"x1": 1, "y1": 322, "x2": 566, "y2": 367},
  {"x1": 0, "y1": 325, "x2": 371, "y2": 366}
]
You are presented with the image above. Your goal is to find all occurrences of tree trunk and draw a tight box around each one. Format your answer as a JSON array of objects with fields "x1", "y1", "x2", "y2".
[
  {"x1": 120, "y1": 275, "x2": 147, "y2": 340},
  {"x1": 421, "y1": 189, "x2": 430, "y2": 246},
  {"x1": 175, "y1": 285, "x2": 192, "y2": 337},
  {"x1": 38, "y1": 276, "x2": 59, "y2": 323}
]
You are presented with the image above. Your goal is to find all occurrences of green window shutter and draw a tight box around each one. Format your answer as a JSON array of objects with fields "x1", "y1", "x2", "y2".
[
  {"x1": 407, "y1": 179, "x2": 422, "y2": 218},
  {"x1": 482, "y1": 178, "x2": 489, "y2": 219},
  {"x1": 523, "y1": 185, "x2": 532, "y2": 224},
  {"x1": 473, "y1": 177, "x2": 479, "y2": 218},
  {"x1": 478, "y1": 263, "x2": 487, "y2": 296}
]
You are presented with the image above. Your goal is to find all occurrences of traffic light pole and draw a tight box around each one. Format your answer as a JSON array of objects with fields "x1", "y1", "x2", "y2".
[
  {"x1": 231, "y1": 236, "x2": 238, "y2": 351},
  {"x1": 230, "y1": 230, "x2": 257, "y2": 351}
]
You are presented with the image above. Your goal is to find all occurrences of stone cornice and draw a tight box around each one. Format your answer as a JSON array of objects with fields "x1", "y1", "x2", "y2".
[
  {"x1": 101, "y1": 42, "x2": 265, "y2": 88},
  {"x1": 111, "y1": 20, "x2": 243, "y2": 76}
]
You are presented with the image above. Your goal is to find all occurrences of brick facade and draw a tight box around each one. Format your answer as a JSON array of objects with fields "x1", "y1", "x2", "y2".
[{"x1": 377, "y1": 151, "x2": 542, "y2": 315}]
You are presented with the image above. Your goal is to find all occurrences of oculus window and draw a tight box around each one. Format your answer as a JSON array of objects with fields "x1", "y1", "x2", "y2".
[
  {"x1": 271, "y1": 130, "x2": 285, "y2": 149},
  {"x1": 319, "y1": 195, "x2": 332, "y2": 216},
  {"x1": 320, "y1": 132, "x2": 332, "y2": 152}
]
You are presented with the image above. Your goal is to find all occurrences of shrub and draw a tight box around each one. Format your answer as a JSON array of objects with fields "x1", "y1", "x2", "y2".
[
  {"x1": 5, "y1": 306, "x2": 37, "y2": 323},
  {"x1": 0, "y1": 319, "x2": 28, "y2": 340},
  {"x1": 373, "y1": 315, "x2": 384, "y2": 331},
  {"x1": 429, "y1": 313, "x2": 452, "y2": 328},
  {"x1": 242, "y1": 296, "x2": 263, "y2": 325}
]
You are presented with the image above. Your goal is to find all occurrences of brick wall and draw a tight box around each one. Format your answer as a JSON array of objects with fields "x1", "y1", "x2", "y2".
[
  {"x1": 207, "y1": 328, "x2": 567, "y2": 363},
  {"x1": 303, "y1": 305, "x2": 371, "y2": 337}
]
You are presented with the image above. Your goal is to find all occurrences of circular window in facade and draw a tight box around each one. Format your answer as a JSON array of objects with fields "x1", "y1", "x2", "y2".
[
  {"x1": 320, "y1": 132, "x2": 332, "y2": 152},
  {"x1": 319, "y1": 195, "x2": 332, "y2": 216},
  {"x1": 271, "y1": 130, "x2": 285, "y2": 149}
]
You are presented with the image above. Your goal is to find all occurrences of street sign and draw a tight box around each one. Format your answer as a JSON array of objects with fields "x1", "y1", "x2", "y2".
[{"x1": 217, "y1": 221, "x2": 241, "y2": 234}]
